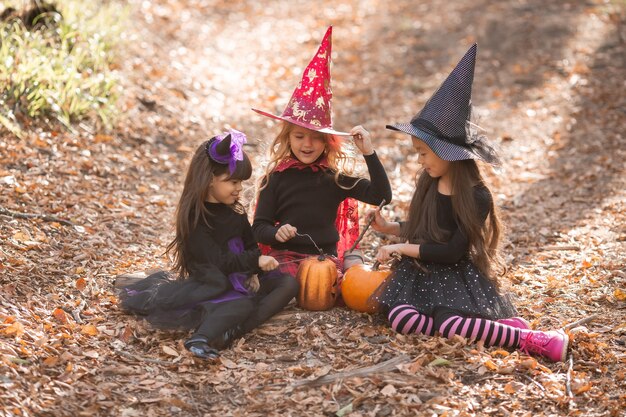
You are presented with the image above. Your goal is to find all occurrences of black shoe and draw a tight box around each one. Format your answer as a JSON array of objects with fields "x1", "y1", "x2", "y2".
[
  {"x1": 184, "y1": 336, "x2": 219, "y2": 360},
  {"x1": 212, "y1": 326, "x2": 243, "y2": 350}
]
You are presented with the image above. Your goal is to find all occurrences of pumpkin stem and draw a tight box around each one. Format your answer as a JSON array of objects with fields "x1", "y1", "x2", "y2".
[
  {"x1": 372, "y1": 261, "x2": 380, "y2": 270},
  {"x1": 317, "y1": 254, "x2": 326, "y2": 261}
]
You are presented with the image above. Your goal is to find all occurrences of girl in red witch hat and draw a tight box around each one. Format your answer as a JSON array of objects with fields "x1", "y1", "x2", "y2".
[
  {"x1": 251, "y1": 26, "x2": 392, "y2": 287},
  {"x1": 370, "y1": 44, "x2": 569, "y2": 362},
  {"x1": 119, "y1": 130, "x2": 298, "y2": 360}
]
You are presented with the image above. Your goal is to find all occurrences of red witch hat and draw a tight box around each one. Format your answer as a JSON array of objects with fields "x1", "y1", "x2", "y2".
[{"x1": 252, "y1": 26, "x2": 349, "y2": 136}]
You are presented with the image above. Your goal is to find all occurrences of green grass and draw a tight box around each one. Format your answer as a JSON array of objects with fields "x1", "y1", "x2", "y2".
[{"x1": 0, "y1": 1, "x2": 126, "y2": 136}]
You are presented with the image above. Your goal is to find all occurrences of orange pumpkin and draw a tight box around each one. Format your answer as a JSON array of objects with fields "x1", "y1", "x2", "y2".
[
  {"x1": 341, "y1": 263, "x2": 391, "y2": 313},
  {"x1": 295, "y1": 255, "x2": 338, "y2": 311}
]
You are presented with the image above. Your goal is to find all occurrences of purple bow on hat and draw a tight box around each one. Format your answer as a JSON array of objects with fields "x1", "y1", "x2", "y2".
[{"x1": 207, "y1": 129, "x2": 247, "y2": 174}]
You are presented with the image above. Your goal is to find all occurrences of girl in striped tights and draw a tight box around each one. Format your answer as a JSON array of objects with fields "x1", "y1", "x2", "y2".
[{"x1": 369, "y1": 44, "x2": 569, "y2": 362}]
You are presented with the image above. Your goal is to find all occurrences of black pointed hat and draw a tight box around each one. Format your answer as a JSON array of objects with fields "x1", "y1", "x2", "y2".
[{"x1": 387, "y1": 44, "x2": 499, "y2": 165}]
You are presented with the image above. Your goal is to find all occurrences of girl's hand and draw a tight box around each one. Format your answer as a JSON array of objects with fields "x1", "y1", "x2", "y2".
[
  {"x1": 258, "y1": 255, "x2": 279, "y2": 271},
  {"x1": 245, "y1": 274, "x2": 260, "y2": 293},
  {"x1": 366, "y1": 206, "x2": 389, "y2": 233},
  {"x1": 350, "y1": 125, "x2": 374, "y2": 156},
  {"x1": 375, "y1": 244, "x2": 403, "y2": 263},
  {"x1": 275, "y1": 224, "x2": 297, "y2": 242}
]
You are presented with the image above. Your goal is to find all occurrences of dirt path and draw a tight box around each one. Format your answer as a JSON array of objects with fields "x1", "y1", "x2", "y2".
[{"x1": 1, "y1": 0, "x2": 624, "y2": 415}]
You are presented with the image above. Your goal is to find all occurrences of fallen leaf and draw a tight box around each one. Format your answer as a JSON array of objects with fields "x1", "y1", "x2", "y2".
[
  {"x1": 220, "y1": 357, "x2": 238, "y2": 369},
  {"x1": 12, "y1": 231, "x2": 30, "y2": 242},
  {"x1": 572, "y1": 379, "x2": 593, "y2": 395},
  {"x1": 81, "y1": 324, "x2": 99, "y2": 336},
  {"x1": 491, "y1": 349, "x2": 510, "y2": 357},
  {"x1": 311, "y1": 365, "x2": 332, "y2": 379},
  {"x1": 119, "y1": 325, "x2": 134, "y2": 343},
  {"x1": 52, "y1": 308, "x2": 69, "y2": 324},
  {"x1": 75, "y1": 277, "x2": 87, "y2": 291},
  {"x1": 381, "y1": 384, "x2": 397, "y2": 396},
  {"x1": 519, "y1": 358, "x2": 538, "y2": 370},
  {"x1": 43, "y1": 356, "x2": 59, "y2": 367},
  {"x1": 4, "y1": 321, "x2": 24, "y2": 336},
  {"x1": 83, "y1": 350, "x2": 99, "y2": 359},
  {"x1": 94, "y1": 134, "x2": 114, "y2": 143},
  {"x1": 428, "y1": 357, "x2": 451, "y2": 367},
  {"x1": 504, "y1": 381, "x2": 525, "y2": 394},
  {"x1": 483, "y1": 359, "x2": 498, "y2": 371},
  {"x1": 336, "y1": 403, "x2": 353, "y2": 416},
  {"x1": 162, "y1": 346, "x2": 179, "y2": 357},
  {"x1": 139, "y1": 379, "x2": 157, "y2": 385},
  {"x1": 139, "y1": 397, "x2": 163, "y2": 403}
]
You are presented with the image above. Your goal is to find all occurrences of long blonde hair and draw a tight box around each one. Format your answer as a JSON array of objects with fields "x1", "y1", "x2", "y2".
[{"x1": 258, "y1": 121, "x2": 360, "y2": 191}]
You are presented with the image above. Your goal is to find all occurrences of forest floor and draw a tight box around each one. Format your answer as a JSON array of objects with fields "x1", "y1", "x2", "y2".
[{"x1": 1, "y1": 0, "x2": 625, "y2": 416}]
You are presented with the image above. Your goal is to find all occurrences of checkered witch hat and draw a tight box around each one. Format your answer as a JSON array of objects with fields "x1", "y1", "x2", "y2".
[
  {"x1": 387, "y1": 44, "x2": 500, "y2": 165},
  {"x1": 252, "y1": 26, "x2": 350, "y2": 136}
]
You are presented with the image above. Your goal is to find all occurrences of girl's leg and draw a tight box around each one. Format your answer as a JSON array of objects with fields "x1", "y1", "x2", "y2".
[
  {"x1": 434, "y1": 309, "x2": 568, "y2": 362},
  {"x1": 436, "y1": 311, "x2": 521, "y2": 348},
  {"x1": 239, "y1": 274, "x2": 299, "y2": 334},
  {"x1": 187, "y1": 297, "x2": 256, "y2": 351},
  {"x1": 388, "y1": 304, "x2": 436, "y2": 336}
]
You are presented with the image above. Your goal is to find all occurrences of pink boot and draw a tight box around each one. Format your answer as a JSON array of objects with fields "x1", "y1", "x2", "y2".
[
  {"x1": 519, "y1": 329, "x2": 569, "y2": 362},
  {"x1": 497, "y1": 317, "x2": 531, "y2": 330}
]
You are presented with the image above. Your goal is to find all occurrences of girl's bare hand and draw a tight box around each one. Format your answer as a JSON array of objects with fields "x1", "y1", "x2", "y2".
[
  {"x1": 258, "y1": 255, "x2": 279, "y2": 271},
  {"x1": 350, "y1": 125, "x2": 374, "y2": 156},
  {"x1": 366, "y1": 207, "x2": 388, "y2": 233},
  {"x1": 245, "y1": 274, "x2": 260, "y2": 293},
  {"x1": 376, "y1": 244, "x2": 402, "y2": 263},
  {"x1": 275, "y1": 224, "x2": 297, "y2": 242}
]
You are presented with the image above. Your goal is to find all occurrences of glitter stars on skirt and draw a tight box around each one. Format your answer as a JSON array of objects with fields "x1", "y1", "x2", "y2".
[{"x1": 371, "y1": 257, "x2": 517, "y2": 320}]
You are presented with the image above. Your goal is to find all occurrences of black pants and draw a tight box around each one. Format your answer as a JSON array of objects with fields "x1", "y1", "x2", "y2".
[
  {"x1": 191, "y1": 274, "x2": 298, "y2": 342},
  {"x1": 241, "y1": 273, "x2": 299, "y2": 334},
  {"x1": 192, "y1": 297, "x2": 255, "y2": 341}
]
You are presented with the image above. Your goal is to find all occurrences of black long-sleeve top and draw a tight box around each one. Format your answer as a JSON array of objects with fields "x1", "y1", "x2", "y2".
[
  {"x1": 253, "y1": 152, "x2": 392, "y2": 255},
  {"x1": 417, "y1": 185, "x2": 492, "y2": 263},
  {"x1": 186, "y1": 202, "x2": 261, "y2": 293}
]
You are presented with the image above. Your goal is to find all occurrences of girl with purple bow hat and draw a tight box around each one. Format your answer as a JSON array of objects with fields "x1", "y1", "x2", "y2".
[
  {"x1": 369, "y1": 44, "x2": 569, "y2": 362},
  {"x1": 119, "y1": 130, "x2": 298, "y2": 360}
]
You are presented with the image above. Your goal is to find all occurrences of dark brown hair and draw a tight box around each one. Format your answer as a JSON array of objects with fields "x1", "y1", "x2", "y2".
[
  {"x1": 401, "y1": 159, "x2": 503, "y2": 282},
  {"x1": 166, "y1": 140, "x2": 252, "y2": 278}
]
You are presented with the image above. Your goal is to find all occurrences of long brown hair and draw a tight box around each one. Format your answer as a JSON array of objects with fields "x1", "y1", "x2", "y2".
[
  {"x1": 401, "y1": 159, "x2": 503, "y2": 282},
  {"x1": 258, "y1": 121, "x2": 360, "y2": 192},
  {"x1": 166, "y1": 140, "x2": 252, "y2": 278}
]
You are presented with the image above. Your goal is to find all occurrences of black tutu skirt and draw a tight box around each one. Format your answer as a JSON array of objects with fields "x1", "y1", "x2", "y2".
[
  {"x1": 371, "y1": 257, "x2": 517, "y2": 320},
  {"x1": 118, "y1": 271, "x2": 242, "y2": 331}
]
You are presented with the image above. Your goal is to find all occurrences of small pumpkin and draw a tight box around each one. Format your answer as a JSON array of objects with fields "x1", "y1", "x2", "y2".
[
  {"x1": 341, "y1": 262, "x2": 391, "y2": 313},
  {"x1": 295, "y1": 255, "x2": 338, "y2": 311}
]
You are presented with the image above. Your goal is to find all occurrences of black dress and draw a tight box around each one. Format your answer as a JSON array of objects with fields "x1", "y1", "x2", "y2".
[
  {"x1": 253, "y1": 152, "x2": 392, "y2": 256},
  {"x1": 119, "y1": 203, "x2": 298, "y2": 340},
  {"x1": 372, "y1": 186, "x2": 517, "y2": 320}
]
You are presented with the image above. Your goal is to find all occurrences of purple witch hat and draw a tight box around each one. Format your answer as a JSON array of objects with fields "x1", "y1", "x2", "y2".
[
  {"x1": 205, "y1": 129, "x2": 248, "y2": 174},
  {"x1": 387, "y1": 44, "x2": 500, "y2": 165}
]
